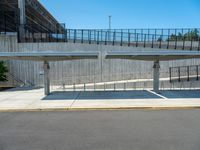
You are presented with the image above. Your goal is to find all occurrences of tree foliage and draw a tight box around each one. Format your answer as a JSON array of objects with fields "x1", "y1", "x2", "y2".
[
  {"x1": 0, "y1": 61, "x2": 8, "y2": 82},
  {"x1": 167, "y1": 29, "x2": 200, "y2": 41}
]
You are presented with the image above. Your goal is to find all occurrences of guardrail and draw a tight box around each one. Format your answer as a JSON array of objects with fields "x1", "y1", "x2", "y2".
[
  {"x1": 169, "y1": 65, "x2": 200, "y2": 82},
  {"x1": 17, "y1": 24, "x2": 200, "y2": 51},
  {"x1": 1, "y1": 20, "x2": 200, "y2": 50}
]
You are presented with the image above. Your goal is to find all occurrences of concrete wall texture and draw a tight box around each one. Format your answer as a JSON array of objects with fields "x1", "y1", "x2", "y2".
[{"x1": 0, "y1": 35, "x2": 200, "y2": 87}]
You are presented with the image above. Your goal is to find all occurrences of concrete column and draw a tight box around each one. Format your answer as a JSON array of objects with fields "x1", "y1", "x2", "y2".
[
  {"x1": 18, "y1": 0, "x2": 26, "y2": 38},
  {"x1": 153, "y1": 60, "x2": 160, "y2": 93},
  {"x1": 43, "y1": 61, "x2": 50, "y2": 95}
]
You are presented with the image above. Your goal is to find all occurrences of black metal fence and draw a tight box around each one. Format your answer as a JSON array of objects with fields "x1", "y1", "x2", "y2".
[
  {"x1": 17, "y1": 25, "x2": 200, "y2": 51},
  {"x1": 1, "y1": 18, "x2": 200, "y2": 51},
  {"x1": 169, "y1": 65, "x2": 200, "y2": 82}
]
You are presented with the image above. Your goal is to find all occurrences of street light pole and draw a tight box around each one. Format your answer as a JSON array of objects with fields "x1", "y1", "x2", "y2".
[
  {"x1": 109, "y1": 15, "x2": 112, "y2": 30},
  {"x1": 108, "y1": 15, "x2": 112, "y2": 41}
]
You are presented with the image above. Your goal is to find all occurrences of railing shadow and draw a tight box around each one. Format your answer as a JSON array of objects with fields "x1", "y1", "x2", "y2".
[
  {"x1": 42, "y1": 90, "x2": 161, "y2": 101},
  {"x1": 159, "y1": 90, "x2": 200, "y2": 99}
]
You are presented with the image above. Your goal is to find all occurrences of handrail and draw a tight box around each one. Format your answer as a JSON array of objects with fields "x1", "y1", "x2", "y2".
[
  {"x1": 169, "y1": 65, "x2": 200, "y2": 82},
  {"x1": 1, "y1": 22, "x2": 200, "y2": 51}
]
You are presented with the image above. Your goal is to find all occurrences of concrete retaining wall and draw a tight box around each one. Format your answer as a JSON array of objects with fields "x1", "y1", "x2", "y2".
[{"x1": 0, "y1": 35, "x2": 200, "y2": 87}]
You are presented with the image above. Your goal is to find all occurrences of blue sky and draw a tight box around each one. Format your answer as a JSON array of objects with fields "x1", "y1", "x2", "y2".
[{"x1": 40, "y1": 0, "x2": 200, "y2": 29}]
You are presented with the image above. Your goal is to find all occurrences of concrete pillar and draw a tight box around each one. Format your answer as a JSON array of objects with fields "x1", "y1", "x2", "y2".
[
  {"x1": 153, "y1": 60, "x2": 160, "y2": 93},
  {"x1": 43, "y1": 61, "x2": 50, "y2": 95},
  {"x1": 18, "y1": 0, "x2": 26, "y2": 38}
]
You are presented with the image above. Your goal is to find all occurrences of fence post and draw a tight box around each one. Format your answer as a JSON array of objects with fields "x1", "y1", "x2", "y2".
[
  {"x1": 113, "y1": 31, "x2": 115, "y2": 46},
  {"x1": 175, "y1": 36, "x2": 177, "y2": 49},
  {"x1": 120, "y1": 31, "x2": 123, "y2": 46},
  {"x1": 89, "y1": 30, "x2": 91, "y2": 44},
  {"x1": 69, "y1": 29, "x2": 71, "y2": 41},
  {"x1": 151, "y1": 35, "x2": 154, "y2": 48},
  {"x1": 136, "y1": 34, "x2": 138, "y2": 47},
  {"x1": 97, "y1": 31, "x2": 99, "y2": 44},
  {"x1": 178, "y1": 67, "x2": 181, "y2": 82},
  {"x1": 74, "y1": 30, "x2": 76, "y2": 43},
  {"x1": 167, "y1": 29, "x2": 170, "y2": 49},
  {"x1": 144, "y1": 34, "x2": 146, "y2": 48},
  {"x1": 169, "y1": 68, "x2": 172, "y2": 83},
  {"x1": 81, "y1": 30, "x2": 83, "y2": 43},
  {"x1": 182, "y1": 36, "x2": 185, "y2": 50},
  {"x1": 198, "y1": 37, "x2": 200, "y2": 51},
  {"x1": 128, "y1": 33, "x2": 131, "y2": 47},
  {"x1": 196, "y1": 65, "x2": 199, "y2": 81},
  {"x1": 105, "y1": 32, "x2": 107, "y2": 45},
  {"x1": 187, "y1": 66, "x2": 190, "y2": 81}
]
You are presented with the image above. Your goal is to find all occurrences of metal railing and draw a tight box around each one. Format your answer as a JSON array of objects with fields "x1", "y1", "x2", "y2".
[
  {"x1": 169, "y1": 65, "x2": 200, "y2": 82},
  {"x1": 17, "y1": 24, "x2": 200, "y2": 51},
  {"x1": 1, "y1": 19, "x2": 200, "y2": 51}
]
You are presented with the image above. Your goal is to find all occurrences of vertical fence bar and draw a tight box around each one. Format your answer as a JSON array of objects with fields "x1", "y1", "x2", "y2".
[
  {"x1": 73, "y1": 30, "x2": 76, "y2": 43},
  {"x1": 94, "y1": 30, "x2": 96, "y2": 42},
  {"x1": 174, "y1": 29, "x2": 177, "y2": 49},
  {"x1": 66, "y1": 28, "x2": 68, "y2": 42},
  {"x1": 183, "y1": 36, "x2": 185, "y2": 50},
  {"x1": 187, "y1": 66, "x2": 190, "y2": 81},
  {"x1": 97, "y1": 31, "x2": 99, "y2": 44},
  {"x1": 141, "y1": 29, "x2": 143, "y2": 41},
  {"x1": 175, "y1": 36, "x2": 177, "y2": 49},
  {"x1": 161, "y1": 29, "x2": 163, "y2": 49},
  {"x1": 154, "y1": 29, "x2": 157, "y2": 47},
  {"x1": 113, "y1": 31, "x2": 115, "y2": 46},
  {"x1": 167, "y1": 29, "x2": 170, "y2": 49},
  {"x1": 120, "y1": 30, "x2": 123, "y2": 46},
  {"x1": 144, "y1": 34, "x2": 146, "y2": 47},
  {"x1": 101, "y1": 29, "x2": 103, "y2": 42},
  {"x1": 178, "y1": 67, "x2": 181, "y2": 82},
  {"x1": 159, "y1": 35, "x2": 162, "y2": 48},
  {"x1": 89, "y1": 30, "x2": 91, "y2": 44},
  {"x1": 81, "y1": 30, "x2": 83, "y2": 43},
  {"x1": 136, "y1": 34, "x2": 138, "y2": 47},
  {"x1": 128, "y1": 32, "x2": 130, "y2": 46},
  {"x1": 198, "y1": 37, "x2": 200, "y2": 51},
  {"x1": 105, "y1": 31, "x2": 107, "y2": 45},
  {"x1": 68, "y1": 29, "x2": 71, "y2": 41},
  {"x1": 151, "y1": 35, "x2": 154, "y2": 48},
  {"x1": 196, "y1": 65, "x2": 199, "y2": 81},
  {"x1": 169, "y1": 68, "x2": 172, "y2": 83}
]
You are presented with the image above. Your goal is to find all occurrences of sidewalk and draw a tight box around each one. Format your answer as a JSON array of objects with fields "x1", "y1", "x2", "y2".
[{"x1": 0, "y1": 87, "x2": 200, "y2": 111}]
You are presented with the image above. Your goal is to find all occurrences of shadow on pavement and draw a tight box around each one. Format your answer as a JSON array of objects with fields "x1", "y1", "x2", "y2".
[
  {"x1": 3, "y1": 87, "x2": 43, "y2": 92},
  {"x1": 42, "y1": 90, "x2": 161, "y2": 101},
  {"x1": 159, "y1": 90, "x2": 200, "y2": 99}
]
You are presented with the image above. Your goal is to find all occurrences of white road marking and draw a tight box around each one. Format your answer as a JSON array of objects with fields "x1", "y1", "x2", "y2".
[{"x1": 146, "y1": 90, "x2": 168, "y2": 100}]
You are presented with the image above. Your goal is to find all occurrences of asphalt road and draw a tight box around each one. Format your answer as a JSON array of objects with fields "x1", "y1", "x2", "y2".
[{"x1": 0, "y1": 110, "x2": 200, "y2": 150}]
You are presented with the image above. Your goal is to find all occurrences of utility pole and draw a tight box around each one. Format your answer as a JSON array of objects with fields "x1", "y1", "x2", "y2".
[
  {"x1": 108, "y1": 15, "x2": 112, "y2": 41},
  {"x1": 109, "y1": 15, "x2": 112, "y2": 30}
]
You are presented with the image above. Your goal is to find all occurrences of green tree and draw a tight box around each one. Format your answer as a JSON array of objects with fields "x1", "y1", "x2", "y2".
[
  {"x1": 0, "y1": 61, "x2": 8, "y2": 82},
  {"x1": 167, "y1": 29, "x2": 200, "y2": 41},
  {"x1": 184, "y1": 29, "x2": 199, "y2": 41}
]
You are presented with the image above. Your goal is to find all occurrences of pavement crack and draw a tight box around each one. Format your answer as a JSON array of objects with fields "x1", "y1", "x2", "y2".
[{"x1": 69, "y1": 91, "x2": 81, "y2": 109}]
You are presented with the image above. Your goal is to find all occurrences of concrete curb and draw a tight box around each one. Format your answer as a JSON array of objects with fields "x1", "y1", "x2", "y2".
[{"x1": 0, "y1": 106, "x2": 200, "y2": 112}]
